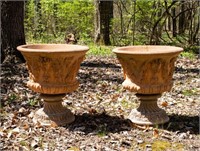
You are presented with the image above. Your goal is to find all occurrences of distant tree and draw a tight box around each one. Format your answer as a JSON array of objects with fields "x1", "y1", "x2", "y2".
[
  {"x1": 178, "y1": 1, "x2": 185, "y2": 35},
  {"x1": 94, "y1": 0, "x2": 113, "y2": 45},
  {"x1": 172, "y1": 0, "x2": 177, "y2": 37},
  {"x1": 1, "y1": 1, "x2": 25, "y2": 63}
]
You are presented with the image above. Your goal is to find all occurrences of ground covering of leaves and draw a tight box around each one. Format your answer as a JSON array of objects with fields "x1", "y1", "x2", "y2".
[{"x1": 1, "y1": 55, "x2": 199, "y2": 151}]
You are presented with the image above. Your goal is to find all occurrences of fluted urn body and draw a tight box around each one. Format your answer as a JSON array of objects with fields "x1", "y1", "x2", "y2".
[
  {"x1": 17, "y1": 44, "x2": 89, "y2": 126},
  {"x1": 113, "y1": 46, "x2": 183, "y2": 125}
]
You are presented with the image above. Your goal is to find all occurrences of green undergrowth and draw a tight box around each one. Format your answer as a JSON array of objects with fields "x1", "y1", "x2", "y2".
[
  {"x1": 182, "y1": 88, "x2": 199, "y2": 96},
  {"x1": 138, "y1": 140, "x2": 184, "y2": 151},
  {"x1": 180, "y1": 51, "x2": 196, "y2": 60},
  {"x1": 87, "y1": 44, "x2": 114, "y2": 56}
]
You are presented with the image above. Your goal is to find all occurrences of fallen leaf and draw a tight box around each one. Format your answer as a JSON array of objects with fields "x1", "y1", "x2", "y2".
[
  {"x1": 153, "y1": 128, "x2": 159, "y2": 138},
  {"x1": 23, "y1": 123, "x2": 29, "y2": 130},
  {"x1": 88, "y1": 108, "x2": 97, "y2": 114},
  {"x1": 161, "y1": 101, "x2": 168, "y2": 107},
  {"x1": 50, "y1": 122, "x2": 58, "y2": 128},
  {"x1": 67, "y1": 146, "x2": 80, "y2": 151}
]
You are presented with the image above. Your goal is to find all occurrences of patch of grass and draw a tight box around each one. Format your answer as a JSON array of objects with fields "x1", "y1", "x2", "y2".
[
  {"x1": 19, "y1": 140, "x2": 29, "y2": 147},
  {"x1": 172, "y1": 143, "x2": 184, "y2": 150},
  {"x1": 152, "y1": 140, "x2": 171, "y2": 150},
  {"x1": 180, "y1": 52, "x2": 196, "y2": 59},
  {"x1": 139, "y1": 141, "x2": 184, "y2": 151},
  {"x1": 87, "y1": 44, "x2": 114, "y2": 56},
  {"x1": 182, "y1": 88, "x2": 199, "y2": 96}
]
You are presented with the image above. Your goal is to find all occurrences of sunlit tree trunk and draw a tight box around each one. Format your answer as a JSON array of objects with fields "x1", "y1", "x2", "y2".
[
  {"x1": 34, "y1": 0, "x2": 42, "y2": 38},
  {"x1": 94, "y1": 0, "x2": 113, "y2": 45}
]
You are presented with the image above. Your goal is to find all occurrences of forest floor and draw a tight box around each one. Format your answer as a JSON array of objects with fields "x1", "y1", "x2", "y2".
[{"x1": 0, "y1": 55, "x2": 200, "y2": 151}]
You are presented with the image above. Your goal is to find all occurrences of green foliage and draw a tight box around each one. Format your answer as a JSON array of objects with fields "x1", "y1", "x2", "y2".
[
  {"x1": 180, "y1": 52, "x2": 196, "y2": 60},
  {"x1": 8, "y1": 93, "x2": 18, "y2": 103},
  {"x1": 25, "y1": 0, "x2": 94, "y2": 44},
  {"x1": 184, "y1": 46, "x2": 200, "y2": 54},
  {"x1": 24, "y1": 0, "x2": 199, "y2": 49},
  {"x1": 28, "y1": 98, "x2": 39, "y2": 106},
  {"x1": 139, "y1": 141, "x2": 184, "y2": 150},
  {"x1": 87, "y1": 45, "x2": 113, "y2": 56},
  {"x1": 152, "y1": 140, "x2": 171, "y2": 150},
  {"x1": 182, "y1": 88, "x2": 198, "y2": 96},
  {"x1": 97, "y1": 124, "x2": 107, "y2": 137}
]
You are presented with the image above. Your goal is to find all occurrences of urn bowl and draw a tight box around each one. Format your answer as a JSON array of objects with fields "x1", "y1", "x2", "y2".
[
  {"x1": 113, "y1": 45, "x2": 183, "y2": 94},
  {"x1": 17, "y1": 44, "x2": 89, "y2": 94}
]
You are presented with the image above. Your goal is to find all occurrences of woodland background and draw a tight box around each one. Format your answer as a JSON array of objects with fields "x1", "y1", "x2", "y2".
[
  {"x1": 1, "y1": 0, "x2": 200, "y2": 63},
  {"x1": 1, "y1": 1, "x2": 200, "y2": 150},
  {"x1": 24, "y1": 0, "x2": 199, "y2": 47}
]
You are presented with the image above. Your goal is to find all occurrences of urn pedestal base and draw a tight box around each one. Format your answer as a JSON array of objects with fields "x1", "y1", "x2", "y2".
[
  {"x1": 128, "y1": 94, "x2": 169, "y2": 125},
  {"x1": 33, "y1": 94, "x2": 75, "y2": 126}
]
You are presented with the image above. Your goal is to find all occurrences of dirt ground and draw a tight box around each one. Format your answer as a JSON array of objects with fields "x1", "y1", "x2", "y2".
[{"x1": 1, "y1": 55, "x2": 199, "y2": 151}]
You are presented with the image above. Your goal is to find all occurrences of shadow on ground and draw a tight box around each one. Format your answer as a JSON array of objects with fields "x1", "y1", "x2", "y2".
[
  {"x1": 65, "y1": 113, "x2": 199, "y2": 135},
  {"x1": 161, "y1": 114, "x2": 199, "y2": 134},
  {"x1": 66, "y1": 113, "x2": 131, "y2": 134},
  {"x1": 175, "y1": 67, "x2": 199, "y2": 74},
  {"x1": 81, "y1": 60, "x2": 121, "y2": 69}
]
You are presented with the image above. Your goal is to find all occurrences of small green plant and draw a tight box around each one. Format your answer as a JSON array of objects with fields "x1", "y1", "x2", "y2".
[
  {"x1": 120, "y1": 97, "x2": 137, "y2": 109},
  {"x1": 20, "y1": 140, "x2": 29, "y2": 147},
  {"x1": 181, "y1": 52, "x2": 196, "y2": 59},
  {"x1": 28, "y1": 99, "x2": 39, "y2": 106},
  {"x1": 97, "y1": 125, "x2": 107, "y2": 137},
  {"x1": 8, "y1": 93, "x2": 18, "y2": 103}
]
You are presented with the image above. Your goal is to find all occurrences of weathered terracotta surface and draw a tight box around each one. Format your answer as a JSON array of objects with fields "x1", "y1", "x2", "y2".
[
  {"x1": 33, "y1": 94, "x2": 75, "y2": 126},
  {"x1": 113, "y1": 45, "x2": 183, "y2": 125},
  {"x1": 17, "y1": 44, "x2": 89, "y2": 126},
  {"x1": 129, "y1": 94, "x2": 169, "y2": 125},
  {"x1": 17, "y1": 44, "x2": 89, "y2": 94},
  {"x1": 113, "y1": 46, "x2": 183, "y2": 94}
]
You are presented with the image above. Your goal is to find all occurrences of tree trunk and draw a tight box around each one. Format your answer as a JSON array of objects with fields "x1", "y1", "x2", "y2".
[
  {"x1": 167, "y1": 15, "x2": 171, "y2": 31},
  {"x1": 1, "y1": 1, "x2": 25, "y2": 63},
  {"x1": 132, "y1": 0, "x2": 136, "y2": 45},
  {"x1": 94, "y1": 0, "x2": 113, "y2": 45},
  {"x1": 150, "y1": 0, "x2": 177, "y2": 44},
  {"x1": 172, "y1": 6, "x2": 177, "y2": 37},
  {"x1": 178, "y1": 1, "x2": 185, "y2": 35}
]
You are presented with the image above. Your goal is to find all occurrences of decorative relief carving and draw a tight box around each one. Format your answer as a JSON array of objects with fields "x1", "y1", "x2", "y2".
[
  {"x1": 118, "y1": 55, "x2": 178, "y2": 94},
  {"x1": 113, "y1": 46, "x2": 183, "y2": 125},
  {"x1": 23, "y1": 52, "x2": 85, "y2": 94}
]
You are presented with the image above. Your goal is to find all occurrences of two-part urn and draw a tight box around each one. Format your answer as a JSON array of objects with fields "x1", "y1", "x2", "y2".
[
  {"x1": 17, "y1": 44, "x2": 89, "y2": 126},
  {"x1": 17, "y1": 44, "x2": 182, "y2": 126}
]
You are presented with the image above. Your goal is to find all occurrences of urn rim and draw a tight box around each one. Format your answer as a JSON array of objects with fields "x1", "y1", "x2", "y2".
[
  {"x1": 17, "y1": 44, "x2": 89, "y2": 53},
  {"x1": 112, "y1": 45, "x2": 183, "y2": 55}
]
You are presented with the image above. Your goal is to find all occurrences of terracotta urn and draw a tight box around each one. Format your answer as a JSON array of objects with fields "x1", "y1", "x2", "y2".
[
  {"x1": 113, "y1": 45, "x2": 183, "y2": 125},
  {"x1": 17, "y1": 44, "x2": 89, "y2": 126}
]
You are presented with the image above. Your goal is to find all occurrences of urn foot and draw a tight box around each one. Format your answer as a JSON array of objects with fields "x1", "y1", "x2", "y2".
[
  {"x1": 128, "y1": 94, "x2": 169, "y2": 125},
  {"x1": 33, "y1": 94, "x2": 75, "y2": 126}
]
